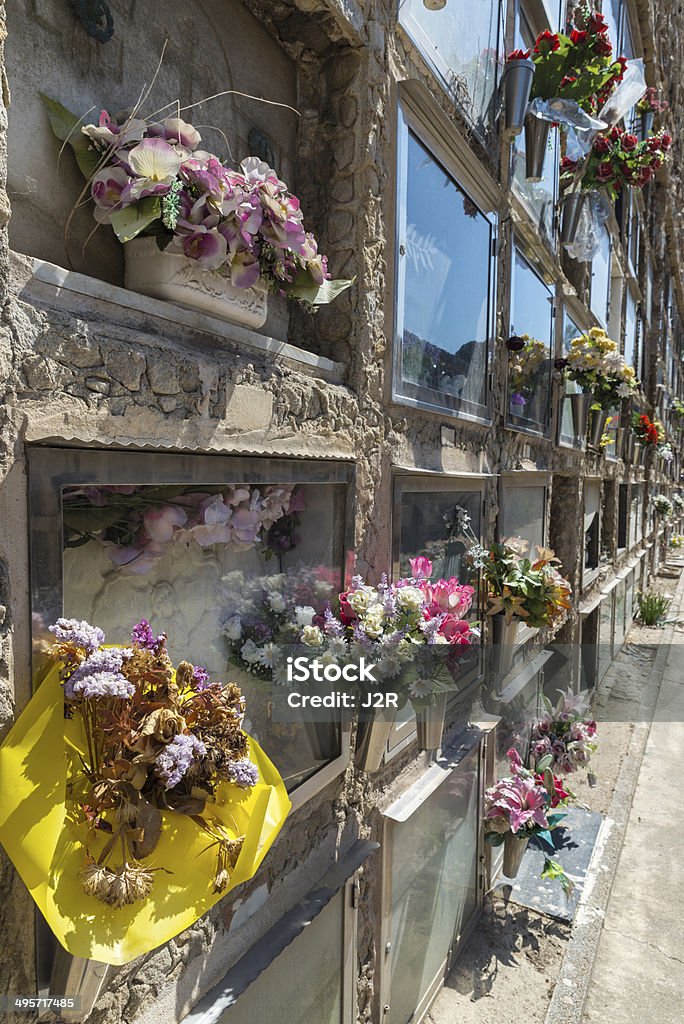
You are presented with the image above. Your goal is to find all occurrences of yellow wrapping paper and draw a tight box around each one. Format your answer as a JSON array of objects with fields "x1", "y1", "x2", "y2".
[{"x1": 0, "y1": 664, "x2": 291, "y2": 965}]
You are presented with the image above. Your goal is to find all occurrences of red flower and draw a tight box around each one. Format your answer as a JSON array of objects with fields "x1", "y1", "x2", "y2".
[
  {"x1": 560, "y1": 74, "x2": 578, "y2": 87},
  {"x1": 609, "y1": 125, "x2": 623, "y2": 142},
  {"x1": 508, "y1": 48, "x2": 531, "y2": 61},
  {"x1": 593, "y1": 135, "x2": 611, "y2": 154},
  {"x1": 588, "y1": 12, "x2": 609, "y2": 34},
  {"x1": 661, "y1": 132, "x2": 673, "y2": 151},
  {"x1": 561, "y1": 156, "x2": 578, "y2": 173},
  {"x1": 651, "y1": 155, "x2": 663, "y2": 169},
  {"x1": 594, "y1": 36, "x2": 613, "y2": 57},
  {"x1": 621, "y1": 133, "x2": 639, "y2": 151},
  {"x1": 535, "y1": 773, "x2": 569, "y2": 808},
  {"x1": 570, "y1": 29, "x2": 588, "y2": 45},
  {"x1": 614, "y1": 55, "x2": 628, "y2": 79},
  {"x1": 647, "y1": 137, "x2": 662, "y2": 152},
  {"x1": 596, "y1": 160, "x2": 614, "y2": 182},
  {"x1": 534, "y1": 30, "x2": 560, "y2": 54},
  {"x1": 338, "y1": 592, "x2": 357, "y2": 626}
]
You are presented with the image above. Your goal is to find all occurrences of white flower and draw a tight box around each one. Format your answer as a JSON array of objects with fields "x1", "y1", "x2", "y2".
[
  {"x1": 240, "y1": 639, "x2": 261, "y2": 664},
  {"x1": 301, "y1": 625, "x2": 324, "y2": 647},
  {"x1": 295, "y1": 605, "x2": 316, "y2": 627},
  {"x1": 268, "y1": 592, "x2": 287, "y2": 613},
  {"x1": 395, "y1": 586, "x2": 425, "y2": 613},
  {"x1": 348, "y1": 587, "x2": 376, "y2": 615},
  {"x1": 257, "y1": 644, "x2": 276, "y2": 668},
  {"x1": 224, "y1": 615, "x2": 242, "y2": 641},
  {"x1": 363, "y1": 604, "x2": 386, "y2": 639},
  {"x1": 408, "y1": 677, "x2": 434, "y2": 699}
]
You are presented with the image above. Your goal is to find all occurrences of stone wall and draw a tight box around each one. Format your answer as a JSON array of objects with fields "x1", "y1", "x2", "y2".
[{"x1": 0, "y1": 2, "x2": 682, "y2": 1023}]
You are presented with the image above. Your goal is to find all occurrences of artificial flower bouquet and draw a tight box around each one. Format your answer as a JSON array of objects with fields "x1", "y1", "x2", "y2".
[
  {"x1": 312, "y1": 559, "x2": 479, "y2": 710},
  {"x1": 508, "y1": 7, "x2": 626, "y2": 113},
  {"x1": 672, "y1": 493, "x2": 684, "y2": 512},
  {"x1": 671, "y1": 398, "x2": 684, "y2": 420},
  {"x1": 561, "y1": 328, "x2": 639, "y2": 410},
  {"x1": 484, "y1": 748, "x2": 574, "y2": 894},
  {"x1": 652, "y1": 495, "x2": 674, "y2": 518},
  {"x1": 221, "y1": 566, "x2": 337, "y2": 679},
  {"x1": 0, "y1": 617, "x2": 289, "y2": 964},
  {"x1": 561, "y1": 125, "x2": 672, "y2": 199},
  {"x1": 507, "y1": 334, "x2": 548, "y2": 413},
  {"x1": 42, "y1": 96, "x2": 351, "y2": 308},
  {"x1": 530, "y1": 688, "x2": 597, "y2": 775},
  {"x1": 657, "y1": 441, "x2": 674, "y2": 463},
  {"x1": 455, "y1": 510, "x2": 572, "y2": 629},
  {"x1": 62, "y1": 483, "x2": 304, "y2": 575},
  {"x1": 636, "y1": 87, "x2": 668, "y2": 115},
  {"x1": 631, "y1": 411, "x2": 659, "y2": 446}
]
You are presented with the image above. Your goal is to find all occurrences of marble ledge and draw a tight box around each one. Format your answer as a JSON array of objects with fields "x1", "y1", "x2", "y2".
[{"x1": 21, "y1": 258, "x2": 346, "y2": 386}]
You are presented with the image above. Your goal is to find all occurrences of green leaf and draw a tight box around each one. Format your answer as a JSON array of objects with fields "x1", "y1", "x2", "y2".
[
  {"x1": 284, "y1": 269, "x2": 355, "y2": 306},
  {"x1": 536, "y1": 753, "x2": 554, "y2": 772},
  {"x1": 40, "y1": 93, "x2": 101, "y2": 180},
  {"x1": 109, "y1": 198, "x2": 162, "y2": 243}
]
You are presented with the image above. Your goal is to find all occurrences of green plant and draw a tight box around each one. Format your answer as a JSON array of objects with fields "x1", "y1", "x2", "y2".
[{"x1": 636, "y1": 591, "x2": 672, "y2": 626}]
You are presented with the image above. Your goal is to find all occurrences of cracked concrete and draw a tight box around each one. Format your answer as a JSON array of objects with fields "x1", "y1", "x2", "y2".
[{"x1": 579, "y1": 571, "x2": 684, "y2": 1024}]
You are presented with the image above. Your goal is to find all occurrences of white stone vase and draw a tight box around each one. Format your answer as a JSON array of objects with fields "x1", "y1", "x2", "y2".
[{"x1": 124, "y1": 237, "x2": 268, "y2": 329}]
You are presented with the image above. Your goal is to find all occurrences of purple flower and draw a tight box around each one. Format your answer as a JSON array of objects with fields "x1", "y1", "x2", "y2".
[
  {"x1": 510, "y1": 392, "x2": 527, "y2": 407},
  {"x1": 70, "y1": 671, "x2": 135, "y2": 700},
  {"x1": 192, "y1": 666, "x2": 210, "y2": 690},
  {"x1": 49, "y1": 618, "x2": 105, "y2": 655},
  {"x1": 155, "y1": 733, "x2": 206, "y2": 790},
  {"x1": 64, "y1": 647, "x2": 133, "y2": 698},
  {"x1": 131, "y1": 619, "x2": 166, "y2": 652},
  {"x1": 229, "y1": 249, "x2": 261, "y2": 289},
  {"x1": 226, "y1": 757, "x2": 259, "y2": 789},
  {"x1": 180, "y1": 226, "x2": 227, "y2": 269},
  {"x1": 323, "y1": 606, "x2": 345, "y2": 637}
]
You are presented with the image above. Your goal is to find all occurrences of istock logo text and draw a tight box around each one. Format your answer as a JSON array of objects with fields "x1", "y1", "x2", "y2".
[{"x1": 286, "y1": 656, "x2": 378, "y2": 684}]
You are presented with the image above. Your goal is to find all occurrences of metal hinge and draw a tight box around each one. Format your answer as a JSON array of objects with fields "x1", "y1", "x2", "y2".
[{"x1": 350, "y1": 880, "x2": 360, "y2": 909}]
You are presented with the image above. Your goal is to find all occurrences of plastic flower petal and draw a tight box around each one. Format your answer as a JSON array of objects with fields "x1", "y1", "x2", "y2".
[{"x1": 127, "y1": 138, "x2": 182, "y2": 184}]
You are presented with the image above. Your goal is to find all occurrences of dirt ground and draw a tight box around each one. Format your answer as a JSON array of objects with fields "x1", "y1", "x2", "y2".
[{"x1": 426, "y1": 557, "x2": 683, "y2": 1024}]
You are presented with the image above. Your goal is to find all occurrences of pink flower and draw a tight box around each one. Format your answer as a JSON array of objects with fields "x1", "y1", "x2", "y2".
[
  {"x1": 439, "y1": 615, "x2": 472, "y2": 645},
  {"x1": 143, "y1": 504, "x2": 188, "y2": 543},
  {"x1": 409, "y1": 556, "x2": 433, "y2": 580},
  {"x1": 423, "y1": 579, "x2": 474, "y2": 618}
]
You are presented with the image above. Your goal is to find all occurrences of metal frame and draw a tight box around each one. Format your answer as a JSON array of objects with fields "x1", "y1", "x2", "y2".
[
  {"x1": 506, "y1": 239, "x2": 556, "y2": 439},
  {"x1": 582, "y1": 476, "x2": 603, "y2": 589},
  {"x1": 391, "y1": 97, "x2": 498, "y2": 423},
  {"x1": 557, "y1": 297, "x2": 590, "y2": 451},
  {"x1": 397, "y1": 0, "x2": 505, "y2": 147},
  {"x1": 378, "y1": 727, "x2": 489, "y2": 1023},
  {"x1": 386, "y1": 471, "x2": 488, "y2": 761},
  {"x1": 26, "y1": 444, "x2": 357, "y2": 999}
]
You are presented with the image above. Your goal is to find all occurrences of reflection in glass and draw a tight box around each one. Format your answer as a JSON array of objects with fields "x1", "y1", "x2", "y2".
[
  {"x1": 590, "y1": 225, "x2": 611, "y2": 325},
  {"x1": 560, "y1": 311, "x2": 583, "y2": 444},
  {"x1": 218, "y1": 890, "x2": 344, "y2": 1024},
  {"x1": 399, "y1": 132, "x2": 492, "y2": 415},
  {"x1": 388, "y1": 747, "x2": 480, "y2": 1024},
  {"x1": 399, "y1": 0, "x2": 501, "y2": 135},
  {"x1": 507, "y1": 251, "x2": 553, "y2": 430},
  {"x1": 61, "y1": 480, "x2": 346, "y2": 792},
  {"x1": 398, "y1": 489, "x2": 481, "y2": 596},
  {"x1": 501, "y1": 485, "x2": 546, "y2": 551},
  {"x1": 625, "y1": 289, "x2": 637, "y2": 370}
]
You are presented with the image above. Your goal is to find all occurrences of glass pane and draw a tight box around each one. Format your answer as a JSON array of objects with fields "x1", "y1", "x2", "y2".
[
  {"x1": 397, "y1": 488, "x2": 481, "y2": 596},
  {"x1": 218, "y1": 890, "x2": 343, "y2": 1024},
  {"x1": 599, "y1": 598, "x2": 613, "y2": 678},
  {"x1": 614, "y1": 581, "x2": 626, "y2": 647},
  {"x1": 389, "y1": 746, "x2": 480, "y2": 1024},
  {"x1": 603, "y1": 0, "x2": 623, "y2": 49},
  {"x1": 590, "y1": 226, "x2": 611, "y2": 325},
  {"x1": 560, "y1": 312, "x2": 582, "y2": 442},
  {"x1": 507, "y1": 251, "x2": 554, "y2": 429},
  {"x1": 625, "y1": 290, "x2": 637, "y2": 369},
  {"x1": 398, "y1": 0, "x2": 501, "y2": 135},
  {"x1": 511, "y1": 130, "x2": 558, "y2": 243},
  {"x1": 501, "y1": 485, "x2": 546, "y2": 550},
  {"x1": 399, "y1": 132, "x2": 492, "y2": 414},
  {"x1": 61, "y1": 479, "x2": 346, "y2": 792},
  {"x1": 493, "y1": 675, "x2": 541, "y2": 776}
]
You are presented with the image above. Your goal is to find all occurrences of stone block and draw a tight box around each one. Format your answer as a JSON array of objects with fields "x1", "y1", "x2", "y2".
[{"x1": 224, "y1": 383, "x2": 274, "y2": 431}]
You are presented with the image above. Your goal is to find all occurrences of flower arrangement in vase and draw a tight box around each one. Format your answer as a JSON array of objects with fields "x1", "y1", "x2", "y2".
[
  {"x1": 652, "y1": 495, "x2": 674, "y2": 518},
  {"x1": 561, "y1": 126, "x2": 672, "y2": 200},
  {"x1": 631, "y1": 412, "x2": 659, "y2": 446},
  {"x1": 42, "y1": 96, "x2": 352, "y2": 325},
  {"x1": 530, "y1": 688, "x2": 598, "y2": 775},
  {"x1": 317, "y1": 559, "x2": 479, "y2": 712},
  {"x1": 485, "y1": 749, "x2": 574, "y2": 892},
  {"x1": 559, "y1": 328, "x2": 639, "y2": 410},
  {"x1": 0, "y1": 617, "x2": 289, "y2": 964},
  {"x1": 507, "y1": 334, "x2": 548, "y2": 419}
]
